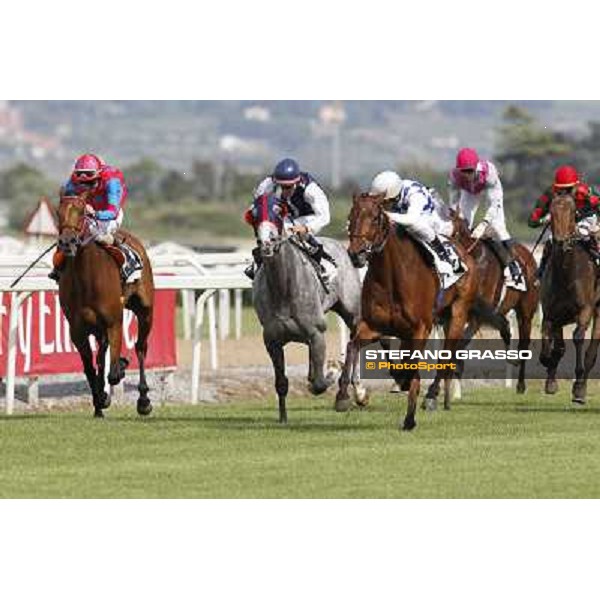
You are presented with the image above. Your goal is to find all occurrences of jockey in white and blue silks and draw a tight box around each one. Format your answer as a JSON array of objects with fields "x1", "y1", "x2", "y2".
[
  {"x1": 245, "y1": 158, "x2": 332, "y2": 279},
  {"x1": 370, "y1": 171, "x2": 462, "y2": 274}
]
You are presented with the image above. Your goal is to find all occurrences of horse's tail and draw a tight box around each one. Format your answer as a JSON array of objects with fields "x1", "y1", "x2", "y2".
[{"x1": 468, "y1": 296, "x2": 511, "y2": 346}]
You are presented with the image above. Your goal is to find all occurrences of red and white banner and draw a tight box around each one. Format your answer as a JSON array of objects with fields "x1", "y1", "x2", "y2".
[{"x1": 0, "y1": 290, "x2": 177, "y2": 376}]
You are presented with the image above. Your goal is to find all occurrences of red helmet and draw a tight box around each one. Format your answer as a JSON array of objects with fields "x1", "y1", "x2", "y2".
[
  {"x1": 72, "y1": 153, "x2": 104, "y2": 184},
  {"x1": 456, "y1": 147, "x2": 479, "y2": 170},
  {"x1": 553, "y1": 165, "x2": 579, "y2": 188}
]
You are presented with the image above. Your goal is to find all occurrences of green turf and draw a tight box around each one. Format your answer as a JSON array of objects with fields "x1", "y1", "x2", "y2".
[{"x1": 2, "y1": 384, "x2": 600, "y2": 498}]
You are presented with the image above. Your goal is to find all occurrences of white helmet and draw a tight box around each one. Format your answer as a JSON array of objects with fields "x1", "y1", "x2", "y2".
[{"x1": 370, "y1": 171, "x2": 403, "y2": 200}]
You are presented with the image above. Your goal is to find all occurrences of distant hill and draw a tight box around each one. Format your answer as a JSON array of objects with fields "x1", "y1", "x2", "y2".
[{"x1": 3, "y1": 100, "x2": 600, "y2": 186}]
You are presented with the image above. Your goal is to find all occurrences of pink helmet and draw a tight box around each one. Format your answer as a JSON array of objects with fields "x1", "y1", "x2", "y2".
[
  {"x1": 72, "y1": 153, "x2": 104, "y2": 184},
  {"x1": 455, "y1": 148, "x2": 479, "y2": 170}
]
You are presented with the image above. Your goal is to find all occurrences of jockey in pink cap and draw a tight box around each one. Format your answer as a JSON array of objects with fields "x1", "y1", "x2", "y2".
[
  {"x1": 448, "y1": 147, "x2": 523, "y2": 288},
  {"x1": 49, "y1": 153, "x2": 142, "y2": 283}
]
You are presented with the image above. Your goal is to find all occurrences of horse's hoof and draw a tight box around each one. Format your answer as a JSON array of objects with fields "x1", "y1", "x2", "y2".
[
  {"x1": 545, "y1": 381, "x2": 558, "y2": 395},
  {"x1": 99, "y1": 392, "x2": 111, "y2": 409},
  {"x1": 401, "y1": 417, "x2": 416, "y2": 431},
  {"x1": 137, "y1": 400, "x2": 153, "y2": 416},
  {"x1": 310, "y1": 381, "x2": 329, "y2": 396},
  {"x1": 353, "y1": 387, "x2": 370, "y2": 408},
  {"x1": 572, "y1": 397, "x2": 586, "y2": 406},
  {"x1": 425, "y1": 397, "x2": 438, "y2": 411},
  {"x1": 278, "y1": 417, "x2": 288, "y2": 425},
  {"x1": 335, "y1": 398, "x2": 352, "y2": 412},
  {"x1": 572, "y1": 383, "x2": 587, "y2": 401},
  {"x1": 516, "y1": 382, "x2": 526, "y2": 394},
  {"x1": 443, "y1": 402, "x2": 451, "y2": 411},
  {"x1": 94, "y1": 409, "x2": 104, "y2": 419}
]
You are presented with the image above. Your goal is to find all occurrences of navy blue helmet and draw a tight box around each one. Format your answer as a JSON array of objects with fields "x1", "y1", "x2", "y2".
[{"x1": 272, "y1": 158, "x2": 301, "y2": 185}]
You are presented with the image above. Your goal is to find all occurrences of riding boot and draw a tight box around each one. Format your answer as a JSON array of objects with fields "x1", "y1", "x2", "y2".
[
  {"x1": 302, "y1": 234, "x2": 333, "y2": 280},
  {"x1": 537, "y1": 240, "x2": 552, "y2": 279},
  {"x1": 48, "y1": 249, "x2": 65, "y2": 281},
  {"x1": 501, "y1": 240, "x2": 523, "y2": 284},
  {"x1": 244, "y1": 246, "x2": 262, "y2": 280},
  {"x1": 488, "y1": 239, "x2": 520, "y2": 283},
  {"x1": 430, "y1": 236, "x2": 461, "y2": 273}
]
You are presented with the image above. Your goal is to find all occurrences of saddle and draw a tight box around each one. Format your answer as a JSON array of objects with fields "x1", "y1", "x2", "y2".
[
  {"x1": 97, "y1": 231, "x2": 144, "y2": 284},
  {"x1": 396, "y1": 225, "x2": 466, "y2": 290}
]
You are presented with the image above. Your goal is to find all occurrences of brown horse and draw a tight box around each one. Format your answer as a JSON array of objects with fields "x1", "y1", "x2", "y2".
[
  {"x1": 56, "y1": 193, "x2": 155, "y2": 417},
  {"x1": 426, "y1": 210, "x2": 539, "y2": 399},
  {"x1": 540, "y1": 194, "x2": 600, "y2": 402},
  {"x1": 336, "y1": 192, "x2": 510, "y2": 430}
]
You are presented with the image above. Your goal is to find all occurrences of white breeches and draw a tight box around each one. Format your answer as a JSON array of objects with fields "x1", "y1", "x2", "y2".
[{"x1": 88, "y1": 209, "x2": 123, "y2": 238}]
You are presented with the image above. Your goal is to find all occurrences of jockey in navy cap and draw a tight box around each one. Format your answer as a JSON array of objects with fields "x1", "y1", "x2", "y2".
[{"x1": 244, "y1": 158, "x2": 332, "y2": 279}]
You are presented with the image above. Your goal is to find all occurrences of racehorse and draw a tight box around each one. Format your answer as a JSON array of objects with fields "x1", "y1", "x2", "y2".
[
  {"x1": 336, "y1": 192, "x2": 510, "y2": 430},
  {"x1": 426, "y1": 209, "x2": 539, "y2": 400},
  {"x1": 56, "y1": 192, "x2": 155, "y2": 417},
  {"x1": 249, "y1": 193, "x2": 364, "y2": 423},
  {"x1": 539, "y1": 193, "x2": 600, "y2": 402}
]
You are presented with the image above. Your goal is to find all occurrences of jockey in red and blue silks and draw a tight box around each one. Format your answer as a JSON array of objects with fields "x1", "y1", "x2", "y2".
[
  {"x1": 63, "y1": 153, "x2": 128, "y2": 225},
  {"x1": 49, "y1": 153, "x2": 130, "y2": 281}
]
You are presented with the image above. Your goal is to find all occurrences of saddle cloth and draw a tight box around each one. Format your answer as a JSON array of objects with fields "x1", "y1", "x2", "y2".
[
  {"x1": 422, "y1": 238, "x2": 467, "y2": 290},
  {"x1": 99, "y1": 241, "x2": 143, "y2": 283},
  {"x1": 482, "y1": 240, "x2": 527, "y2": 292}
]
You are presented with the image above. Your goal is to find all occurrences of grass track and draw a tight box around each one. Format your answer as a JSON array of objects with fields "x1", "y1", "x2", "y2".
[{"x1": 2, "y1": 384, "x2": 600, "y2": 498}]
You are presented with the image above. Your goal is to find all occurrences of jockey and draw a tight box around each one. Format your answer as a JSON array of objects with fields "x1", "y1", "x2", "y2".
[
  {"x1": 528, "y1": 165, "x2": 600, "y2": 276},
  {"x1": 244, "y1": 158, "x2": 332, "y2": 280},
  {"x1": 49, "y1": 153, "x2": 138, "y2": 282},
  {"x1": 448, "y1": 147, "x2": 522, "y2": 285},
  {"x1": 369, "y1": 170, "x2": 463, "y2": 274}
]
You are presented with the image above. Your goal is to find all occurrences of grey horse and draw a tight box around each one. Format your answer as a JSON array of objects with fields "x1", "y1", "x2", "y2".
[{"x1": 250, "y1": 193, "x2": 363, "y2": 423}]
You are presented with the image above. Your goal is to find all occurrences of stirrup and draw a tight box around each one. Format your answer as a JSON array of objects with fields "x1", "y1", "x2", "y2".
[
  {"x1": 48, "y1": 269, "x2": 61, "y2": 282},
  {"x1": 244, "y1": 264, "x2": 256, "y2": 280}
]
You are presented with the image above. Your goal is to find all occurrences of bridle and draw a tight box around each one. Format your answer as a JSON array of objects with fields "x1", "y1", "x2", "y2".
[
  {"x1": 550, "y1": 195, "x2": 578, "y2": 253},
  {"x1": 58, "y1": 196, "x2": 95, "y2": 255},
  {"x1": 348, "y1": 197, "x2": 391, "y2": 258}
]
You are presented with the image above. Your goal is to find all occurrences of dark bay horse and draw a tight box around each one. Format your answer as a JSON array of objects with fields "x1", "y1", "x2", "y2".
[
  {"x1": 336, "y1": 192, "x2": 510, "y2": 430},
  {"x1": 540, "y1": 194, "x2": 600, "y2": 402},
  {"x1": 57, "y1": 193, "x2": 155, "y2": 417},
  {"x1": 426, "y1": 210, "x2": 539, "y2": 399},
  {"x1": 250, "y1": 193, "x2": 364, "y2": 423}
]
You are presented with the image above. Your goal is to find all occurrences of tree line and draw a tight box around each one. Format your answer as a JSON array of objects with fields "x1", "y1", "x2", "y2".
[{"x1": 2, "y1": 104, "x2": 600, "y2": 234}]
